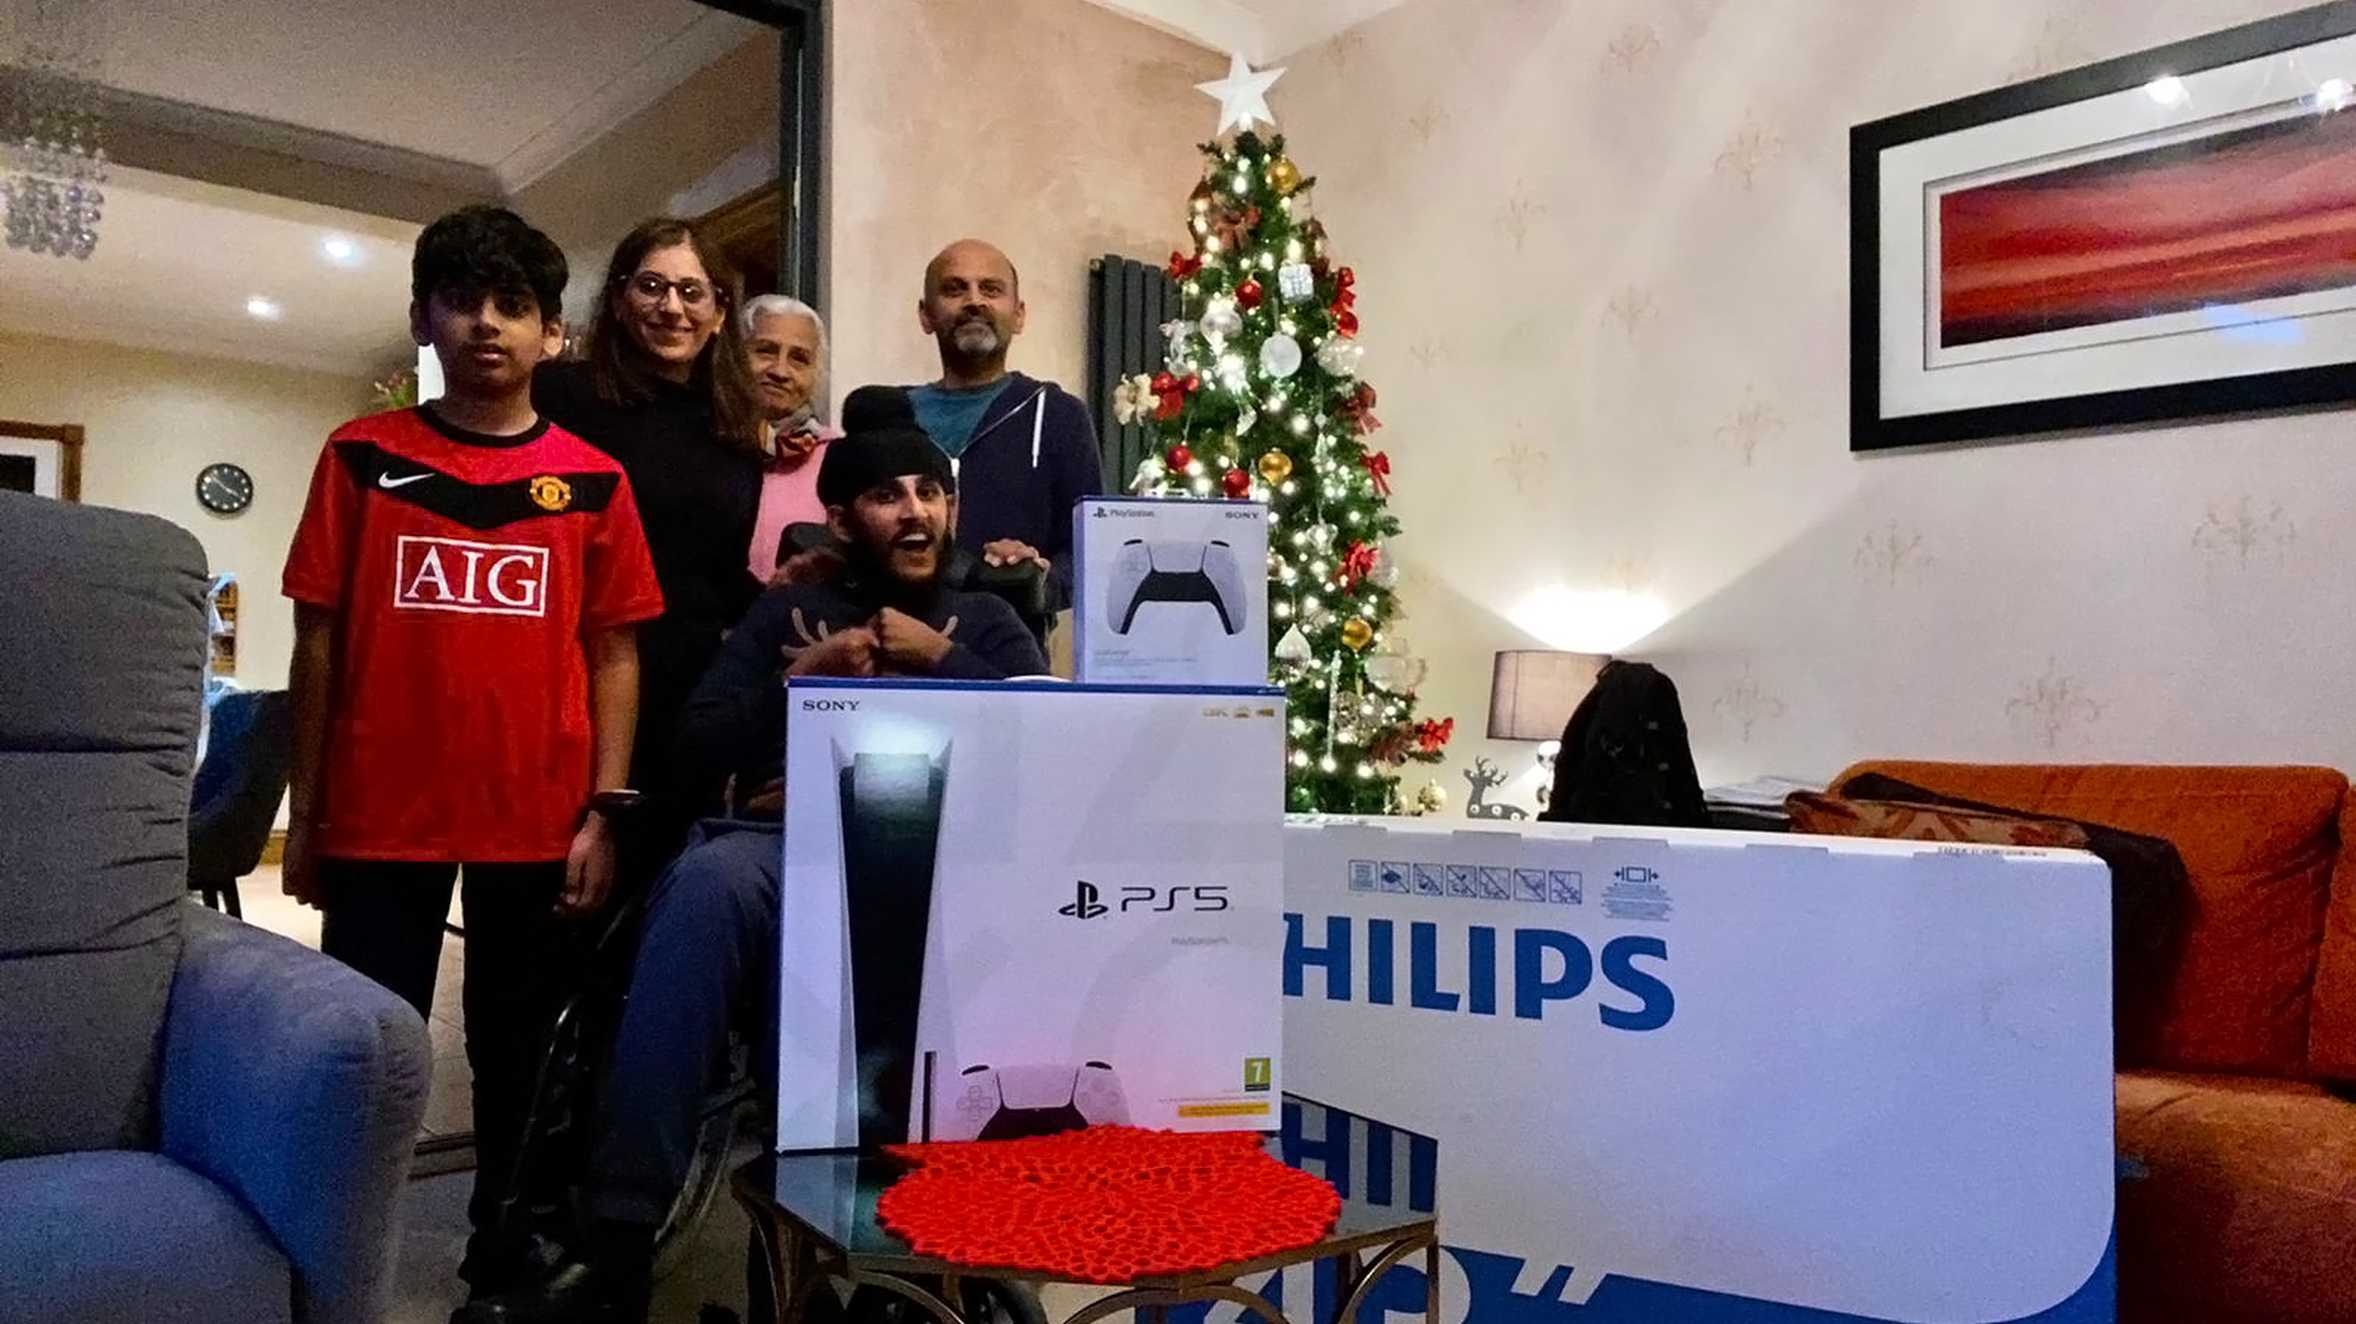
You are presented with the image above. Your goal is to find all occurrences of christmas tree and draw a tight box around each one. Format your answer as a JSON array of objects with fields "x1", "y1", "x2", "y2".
[{"x1": 1119, "y1": 111, "x2": 1451, "y2": 814}]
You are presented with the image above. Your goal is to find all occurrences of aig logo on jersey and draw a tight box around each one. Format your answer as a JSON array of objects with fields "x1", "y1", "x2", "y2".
[{"x1": 395, "y1": 535, "x2": 549, "y2": 617}]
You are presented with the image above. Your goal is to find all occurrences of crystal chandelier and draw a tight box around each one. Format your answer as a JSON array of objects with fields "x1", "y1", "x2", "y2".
[{"x1": 1, "y1": 1, "x2": 107, "y2": 260}]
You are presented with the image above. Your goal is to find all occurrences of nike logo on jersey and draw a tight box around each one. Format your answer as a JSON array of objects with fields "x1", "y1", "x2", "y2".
[{"x1": 378, "y1": 471, "x2": 432, "y2": 489}]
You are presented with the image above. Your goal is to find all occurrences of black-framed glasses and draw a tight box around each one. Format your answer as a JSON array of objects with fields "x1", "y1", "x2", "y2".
[{"x1": 620, "y1": 272, "x2": 723, "y2": 311}]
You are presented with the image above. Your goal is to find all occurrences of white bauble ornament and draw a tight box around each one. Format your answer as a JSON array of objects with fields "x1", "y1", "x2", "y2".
[
  {"x1": 1258, "y1": 333, "x2": 1303, "y2": 380},
  {"x1": 1363, "y1": 652, "x2": 1427, "y2": 694},
  {"x1": 1368, "y1": 544, "x2": 1400, "y2": 589},
  {"x1": 1201, "y1": 299, "x2": 1243, "y2": 341},
  {"x1": 1274, "y1": 625, "x2": 1314, "y2": 665},
  {"x1": 1315, "y1": 336, "x2": 1364, "y2": 377},
  {"x1": 1130, "y1": 456, "x2": 1168, "y2": 494}
]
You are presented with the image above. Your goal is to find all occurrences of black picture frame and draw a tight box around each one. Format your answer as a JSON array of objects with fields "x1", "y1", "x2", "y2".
[{"x1": 1850, "y1": 1, "x2": 2356, "y2": 452}]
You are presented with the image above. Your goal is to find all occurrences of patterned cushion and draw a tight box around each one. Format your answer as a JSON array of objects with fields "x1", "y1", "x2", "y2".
[{"x1": 1785, "y1": 792, "x2": 2091, "y2": 849}]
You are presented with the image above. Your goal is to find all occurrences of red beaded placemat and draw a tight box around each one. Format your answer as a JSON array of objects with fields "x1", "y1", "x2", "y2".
[{"x1": 878, "y1": 1127, "x2": 1342, "y2": 1283}]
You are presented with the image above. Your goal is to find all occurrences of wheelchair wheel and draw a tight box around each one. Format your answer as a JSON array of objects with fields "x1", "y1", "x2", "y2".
[{"x1": 653, "y1": 1066, "x2": 758, "y2": 1278}]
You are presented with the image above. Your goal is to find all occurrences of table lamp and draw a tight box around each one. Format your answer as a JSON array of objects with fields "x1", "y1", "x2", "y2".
[{"x1": 1488, "y1": 650, "x2": 1609, "y2": 768}]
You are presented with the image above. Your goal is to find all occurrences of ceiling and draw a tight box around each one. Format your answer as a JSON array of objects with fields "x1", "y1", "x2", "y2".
[
  {"x1": 7, "y1": 0, "x2": 761, "y2": 191},
  {"x1": 0, "y1": 167, "x2": 419, "y2": 377},
  {"x1": 1082, "y1": 0, "x2": 1415, "y2": 63}
]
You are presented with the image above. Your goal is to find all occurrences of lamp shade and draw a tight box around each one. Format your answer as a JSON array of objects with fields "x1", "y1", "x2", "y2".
[{"x1": 1488, "y1": 650, "x2": 1608, "y2": 742}]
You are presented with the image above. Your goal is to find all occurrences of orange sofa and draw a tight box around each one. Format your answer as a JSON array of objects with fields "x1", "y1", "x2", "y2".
[{"x1": 1833, "y1": 763, "x2": 2356, "y2": 1323}]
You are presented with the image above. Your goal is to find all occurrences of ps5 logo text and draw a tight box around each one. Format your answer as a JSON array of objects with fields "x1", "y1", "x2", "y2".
[{"x1": 1056, "y1": 880, "x2": 1231, "y2": 920}]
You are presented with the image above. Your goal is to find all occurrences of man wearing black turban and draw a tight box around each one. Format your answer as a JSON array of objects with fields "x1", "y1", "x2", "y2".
[{"x1": 462, "y1": 386, "x2": 1047, "y2": 1324}]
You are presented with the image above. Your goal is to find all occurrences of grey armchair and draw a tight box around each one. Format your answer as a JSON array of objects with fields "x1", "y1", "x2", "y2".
[{"x1": 0, "y1": 492, "x2": 433, "y2": 1324}]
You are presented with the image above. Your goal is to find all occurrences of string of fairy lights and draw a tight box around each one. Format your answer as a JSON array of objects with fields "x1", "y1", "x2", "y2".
[{"x1": 1118, "y1": 127, "x2": 1450, "y2": 814}]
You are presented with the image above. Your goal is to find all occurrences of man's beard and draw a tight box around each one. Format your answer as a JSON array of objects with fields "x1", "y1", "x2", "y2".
[
  {"x1": 844, "y1": 527, "x2": 951, "y2": 600},
  {"x1": 944, "y1": 317, "x2": 1001, "y2": 359}
]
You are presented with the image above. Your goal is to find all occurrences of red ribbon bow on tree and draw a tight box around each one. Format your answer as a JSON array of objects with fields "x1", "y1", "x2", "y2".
[
  {"x1": 1150, "y1": 372, "x2": 1198, "y2": 422},
  {"x1": 1360, "y1": 451, "x2": 1392, "y2": 496},
  {"x1": 1329, "y1": 266, "x2": 1359, "y2": 337},
  {"x1": 1338, "y1": 540, "x2": 1378, "y2": 590},
  {"x1": 1415, "y1": 717, "x2": 1455, "y2": 753},
  {"x1": 1338, "y1": 383, "x2": 1381, "y2": 437},
  {"x1": 1167, "y1": 251, "x2": 1202, "y2": 280}
]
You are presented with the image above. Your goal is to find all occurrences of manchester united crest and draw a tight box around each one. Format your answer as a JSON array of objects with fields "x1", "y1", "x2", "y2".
[{"x1": 527, "y1": 475, "x2": 572, "y2": 512}]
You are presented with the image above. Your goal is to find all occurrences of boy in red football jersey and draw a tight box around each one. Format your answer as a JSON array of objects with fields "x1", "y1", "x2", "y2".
[{"x1": 281, "y1": 205, "x2": 663, "y2": 1290}]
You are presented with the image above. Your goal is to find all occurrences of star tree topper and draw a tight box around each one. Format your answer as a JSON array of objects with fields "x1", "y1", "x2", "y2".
[{"x1": 1196, "y1": 52, "x2": 1285, "y2": 134}]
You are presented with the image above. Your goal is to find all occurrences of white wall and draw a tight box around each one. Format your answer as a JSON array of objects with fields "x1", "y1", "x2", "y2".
[
  {"x1": 1270, "y1": 0, "x2": 2349, "y2": 815},
  {"x1": 0, "y1": 330, "x2": 361, "y2": 691},
  {"x1": 826, "y1": 0, "x2": 1222, "y2": 395}
]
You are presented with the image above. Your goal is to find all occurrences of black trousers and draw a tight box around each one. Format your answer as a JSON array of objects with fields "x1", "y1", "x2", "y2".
[{"x1": 318, "y1": 857, "x2": 575, "y2": 1233}]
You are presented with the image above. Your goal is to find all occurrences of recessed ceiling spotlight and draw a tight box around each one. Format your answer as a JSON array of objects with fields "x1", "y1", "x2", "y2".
[
  {"x1": 246, "y1": 296, "x2": 282, "y2": 321},
  {"x1": 321, "y1": 234, "x2": 359, "y2": 266},
  {"x1": 2145, "y1": 75, "x2": 2188, "y2": 107}
]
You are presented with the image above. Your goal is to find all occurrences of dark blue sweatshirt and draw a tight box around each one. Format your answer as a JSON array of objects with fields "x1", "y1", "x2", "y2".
[{"x1": 908, "y1": 372, "x2": 1104, "y2": 611}]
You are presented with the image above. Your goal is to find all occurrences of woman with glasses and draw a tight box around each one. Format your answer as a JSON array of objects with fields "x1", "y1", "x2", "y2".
[{"x1": 534, "y1": 217, "x2": 765, "y2": 868}]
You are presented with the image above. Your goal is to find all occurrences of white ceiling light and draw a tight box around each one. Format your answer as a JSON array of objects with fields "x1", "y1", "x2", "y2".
[
  {"x1": 2320, "y1": 78, "x2": 2354, "y2": 112},
  {"x1": 245, "y1": 296, "x2": 282, "y2": 321},
  {"x1": 321, "y1": 234, "x2": 359, "y2": 266},
  {"x1": 2144, "y1": 75, "x2": 2188, "y2": 107}
]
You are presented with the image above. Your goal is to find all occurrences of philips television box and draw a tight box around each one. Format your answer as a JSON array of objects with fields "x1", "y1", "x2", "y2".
[
  {"x1": 1072, "y1": 496, "x2": 1268, "y2": 686},
  {"x1": 776, "y1": 679, "x2": 1286, "y2": 1152},
  {"x1": 1276, "y1": 815, "x2": 2117, "y2": 1323}
]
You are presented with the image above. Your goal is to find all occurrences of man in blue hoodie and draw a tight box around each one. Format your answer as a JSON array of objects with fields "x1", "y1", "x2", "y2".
[{"x1": 909, "y1": 238, "x2": 1104, "y2": 611}]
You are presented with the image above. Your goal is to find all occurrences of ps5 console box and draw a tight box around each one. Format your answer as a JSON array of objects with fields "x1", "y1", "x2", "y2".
[
  {"x1": 1072, "y1": 496, "x2": 1268, "y2": 686},
  {"x1": 777, "y1": 678, "x2": 1286, "y2": 1152}
]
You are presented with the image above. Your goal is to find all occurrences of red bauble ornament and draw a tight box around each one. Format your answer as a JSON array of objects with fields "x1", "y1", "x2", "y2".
[
  {"x1": 1183, "y1": 373, "x2": 1201, "y2": 392},
  {"x1": 1166, "y1": 444, "x2": 1193, "y2": 471},
  {"x1": 1236, "y1": 278, "x2": 1264, "y2": 311},
  {"x1": 1221, "y1": 467, "x2": 1253, "y2": 498},
  {"x1": 1151, "y1": 371, "x2": 1177, "y2": 394},
  {"x1": 1335, "y1": 308, "x2": 1360, "y2": 338},
  {"x1": 1155, "y1": 394, "x2": 1185, "y2": 423}
]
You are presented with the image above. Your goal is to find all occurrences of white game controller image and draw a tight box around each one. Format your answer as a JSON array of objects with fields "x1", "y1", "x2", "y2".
[
  {"x1": 934, "y1": 1061, "x2": 1131, "y2": 1141},
  {"x1": 1105, "y1": 539, "x2": 1248, "y2": 636}
]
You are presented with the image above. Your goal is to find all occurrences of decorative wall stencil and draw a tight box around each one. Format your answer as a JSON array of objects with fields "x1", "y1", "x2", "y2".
[
  {"x1": 1605, "y1": 555, "x2": 1655, "y2": 594},
  {"x1": 1498, "y1": 183, "x2": 1548, "y2": 251},
  {"x1": 1408, "y1": 102, "x2": 1450, "y2": 146},
  {"x1": 2005, "y1": 15, "x2": 2091, "y2": 83},
  {"x1": 1716, "y1": 389, "x2": 1787, "y2": 466},
  {"x1": 1854, "y1": 520, "x2": 1933, "y2": 586},
  {"x1": 1604, "y1": 286, "x2": 1655, "y2": 338},
  {"x1": 1604, "y1": 23, "x2": 1662, "y2": 73},
  {"x1": 1714, "y1": 117, "x2": 1785, "y2": 190},
  {"x1": 1714, "y1": 662, "x2": 1789, "y2": 743},
  {"x1": 2007, "y1": 659, "x2": 2104, "y2": 749},
  {"x1": 1494, "y1": 437, "x2": 1551, "y2": 488},
  {"x1": 1324, "y1": 27, "x2": 1371, "y2": 71},
  {"x1": 2192, "y1": 495, "x2": 2297, "y2": 567}
]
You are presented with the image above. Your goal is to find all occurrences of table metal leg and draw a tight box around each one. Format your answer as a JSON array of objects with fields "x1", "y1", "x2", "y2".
[{"x1": 1424, "y1": 1239, "x2": 1439, "y2": 1324}]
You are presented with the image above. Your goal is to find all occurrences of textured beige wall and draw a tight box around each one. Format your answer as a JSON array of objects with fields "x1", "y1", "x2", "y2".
[
  {"x1": 0, "y1": 330, "x2": 362, "y2": 691},
  {"x1": 1272, "y1": 0, "x2": 2345, "y2": 813},
  {"x1": 825, "y1": 0, "x2": 1223, "y2": 398}
]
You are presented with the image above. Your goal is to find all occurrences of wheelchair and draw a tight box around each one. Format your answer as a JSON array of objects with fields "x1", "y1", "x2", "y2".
[{"x1": 481, "y1": 543, "x2": 1055, "y2": 1320}]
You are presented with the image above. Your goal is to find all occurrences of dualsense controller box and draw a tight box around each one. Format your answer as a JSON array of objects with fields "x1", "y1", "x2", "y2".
[
  {"x1": 1073, "y1": 496, "x2": 1268, "y2": 686},
  {"x1": 776, "y1": 679, "x2": 1286, "y2": 1151}
]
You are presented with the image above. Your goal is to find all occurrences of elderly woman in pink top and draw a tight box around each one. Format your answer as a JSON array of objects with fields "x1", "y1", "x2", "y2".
[{"x1": 741, "y1": 293, "x2": 844, "y2": 581}]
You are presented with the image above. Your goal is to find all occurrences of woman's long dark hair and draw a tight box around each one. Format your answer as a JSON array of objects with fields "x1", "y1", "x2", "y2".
[{"x1": 581, "y1": 217, "x2": 763, "y2": 453}]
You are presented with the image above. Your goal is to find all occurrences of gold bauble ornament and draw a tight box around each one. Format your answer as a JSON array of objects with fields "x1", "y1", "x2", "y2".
[
  {"x1": 1257, "y1": 450, "x2": 1294, "y2": 485},
  {"x1": 1341, "y1": 617, "x2": 1374, "y2": 651},
  {"x1": 1268, "y1": 156, "x2": 1302, "y2": 195}
]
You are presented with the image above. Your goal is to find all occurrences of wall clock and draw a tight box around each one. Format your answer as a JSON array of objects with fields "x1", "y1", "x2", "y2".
[{"x1": 196, "y1": 462, "x2": 254, "y2": 515}]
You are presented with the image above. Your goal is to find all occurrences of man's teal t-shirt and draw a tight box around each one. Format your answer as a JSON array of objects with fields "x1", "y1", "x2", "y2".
[{"x1": 908, "y1": 379, "x2": 1012, "y2": 459}]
